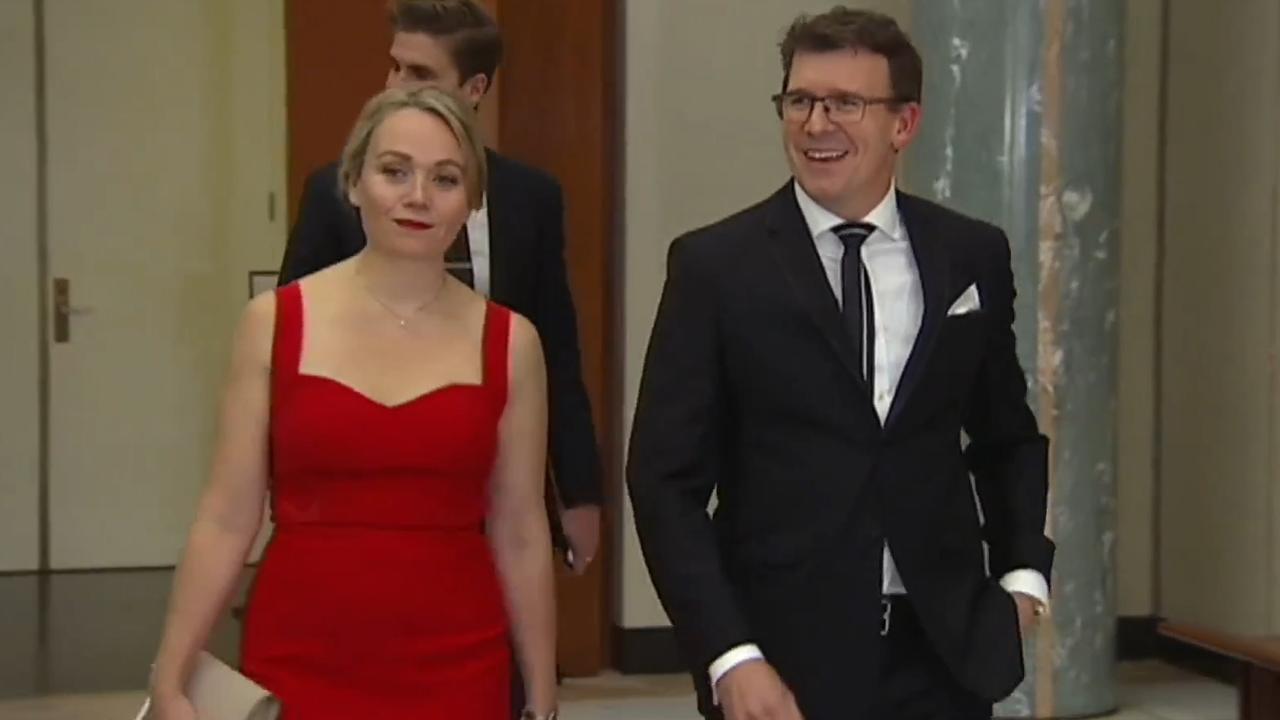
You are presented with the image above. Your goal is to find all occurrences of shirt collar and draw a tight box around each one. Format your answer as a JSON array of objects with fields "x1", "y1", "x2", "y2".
[{"x1": 793, "y1": 179, "x2": 904, "y2": 242}]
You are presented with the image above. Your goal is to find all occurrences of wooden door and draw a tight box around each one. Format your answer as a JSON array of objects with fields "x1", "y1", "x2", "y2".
[{"x1": 495, "y1": 0, "x2": 618, "y2": 676}]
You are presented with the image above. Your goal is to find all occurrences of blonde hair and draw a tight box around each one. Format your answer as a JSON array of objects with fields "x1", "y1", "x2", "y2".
[{"x1": 338, "y1": 86, "x2": 487, "y2": 210}]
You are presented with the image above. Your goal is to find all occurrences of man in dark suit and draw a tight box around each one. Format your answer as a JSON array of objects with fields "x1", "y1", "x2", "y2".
[
  {"x1": 628, "y1": 8, "x2": 1052, "y2": 720},
  {"x1": 279, "y1": 5, "x2": 600, "y2": 715},
  {"x1": 279, "y1": 0, "x2": 602, "y2": 567}
]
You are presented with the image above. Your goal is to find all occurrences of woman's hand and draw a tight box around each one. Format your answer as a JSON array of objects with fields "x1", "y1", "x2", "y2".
[{"x1": 146, "y1": 692, "x2": 197, "y2": 720}]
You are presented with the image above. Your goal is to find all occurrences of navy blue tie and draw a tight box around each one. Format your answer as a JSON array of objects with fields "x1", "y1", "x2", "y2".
[{"x1": 834, "y1": 222, "x2": 877, "y2": 391}]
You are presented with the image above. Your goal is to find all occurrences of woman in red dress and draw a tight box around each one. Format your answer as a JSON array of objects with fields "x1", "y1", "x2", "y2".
[{"x1": 148, "y1": 86, "x2": 557, "y2": 719}]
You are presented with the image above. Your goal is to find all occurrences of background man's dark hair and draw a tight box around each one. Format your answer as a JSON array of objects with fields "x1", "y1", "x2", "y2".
[{"x1": 390, "y1": 0, "x2": 504, "y2": 89}]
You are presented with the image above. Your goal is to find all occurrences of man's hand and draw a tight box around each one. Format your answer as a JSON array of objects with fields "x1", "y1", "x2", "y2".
[
  {"x1": 560, "y1": 505, "x2": 600, "y2": 575},
  {"x1": 1012, "y1": 592, "x2": 1043, "y2": 634},
  {"x1": 717, "y1": 660, "x2": 804, "y2": 720}
]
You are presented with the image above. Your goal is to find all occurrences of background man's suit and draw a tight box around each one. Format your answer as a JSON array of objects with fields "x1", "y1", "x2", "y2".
[
  {"x1": 279, "y1": 150, "x2": 603, "y2": 511},
  {"x1": 279, "y1": 150, "x2": 603, "y2": 718}
]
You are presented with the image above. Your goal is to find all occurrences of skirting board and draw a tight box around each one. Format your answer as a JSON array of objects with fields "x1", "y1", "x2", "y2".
[{"x1": 613, "y1": 615, "x2": 1237, "y2": 681}]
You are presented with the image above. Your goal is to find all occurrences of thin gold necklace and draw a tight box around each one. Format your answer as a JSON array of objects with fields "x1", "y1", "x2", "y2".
[{"x1": 356, "y1": 267, "x2": 448, "y2": 329}]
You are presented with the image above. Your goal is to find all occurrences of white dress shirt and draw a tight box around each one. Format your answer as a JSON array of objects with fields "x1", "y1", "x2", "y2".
[
  {"x1": 465, "y1": 197, "x2": 492, "y2": 297},
  {"x1": 707, "y1": 181, "x2": 1049, "y2": 694}
]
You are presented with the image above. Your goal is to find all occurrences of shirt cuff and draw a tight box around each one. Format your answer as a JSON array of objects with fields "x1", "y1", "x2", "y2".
[
  {"x1": 1000, "y1": 569, "x2": 1050, "y2": 612},
  {"x1": 708, "y1": 643, "x2": 765, "y2": 704}
]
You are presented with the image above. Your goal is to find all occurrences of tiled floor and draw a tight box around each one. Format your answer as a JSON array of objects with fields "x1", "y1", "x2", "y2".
[
  {"x1": 0, "y1": 662, "x2": 1236, "y2": 719},
  {"x1": 0, "y1": 572, "x2": 1239, "y2": 719}
]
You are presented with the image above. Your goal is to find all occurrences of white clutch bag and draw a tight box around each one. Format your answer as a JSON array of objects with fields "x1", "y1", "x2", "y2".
[{"x1": 135, "y1": 651, "x2": 281, "y2": 720}]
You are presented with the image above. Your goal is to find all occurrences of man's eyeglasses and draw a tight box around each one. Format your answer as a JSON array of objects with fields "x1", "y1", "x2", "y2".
[{"x1": 770, "y1": 91, "x2": 909, "y2": 123}]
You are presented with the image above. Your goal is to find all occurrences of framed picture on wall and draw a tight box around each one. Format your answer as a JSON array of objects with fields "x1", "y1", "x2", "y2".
[{"x1": 248, "y1": 271, "x2": 279, "y2": 299}]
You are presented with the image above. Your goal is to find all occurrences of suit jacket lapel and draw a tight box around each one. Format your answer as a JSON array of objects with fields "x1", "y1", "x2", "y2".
[
  {"x1": 766, "y1": 182, "x2": 870, "y2": 395},
  {"x1": 325, "y1": 161, "x2": 367, "y2": 257},
  {"x1": 483, "y1": 149, "x2": 511, "y2": 302},
  {"x1": 886, "y1": 192, "x2": 948, "y2": 428}
]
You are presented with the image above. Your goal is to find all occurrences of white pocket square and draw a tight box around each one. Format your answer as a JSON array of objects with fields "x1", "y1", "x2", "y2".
[{"x1": 947, "y1": 283, "x2": 981, "y2": 316}]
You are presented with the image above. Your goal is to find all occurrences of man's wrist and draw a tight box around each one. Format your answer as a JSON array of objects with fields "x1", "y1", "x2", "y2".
[
  {"x1": 1000, "y1": 568, "x2": 1050, "y2": 611},
  {"x1": 708, "y1": 643, "x2": 765, "y2": 704}
]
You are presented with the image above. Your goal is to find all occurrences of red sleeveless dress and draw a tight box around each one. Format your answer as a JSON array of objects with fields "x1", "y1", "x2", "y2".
[{"x1": 241, "y1": 282, "x2": 512, "y2": 718}]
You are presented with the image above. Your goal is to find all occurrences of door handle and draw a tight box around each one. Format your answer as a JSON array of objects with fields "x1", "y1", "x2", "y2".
[{"x1": 52, "y1": 277, "x2": 92, "y2": 343}]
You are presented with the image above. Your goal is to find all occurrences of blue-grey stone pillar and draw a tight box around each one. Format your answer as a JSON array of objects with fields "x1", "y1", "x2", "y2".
[{"x1": 903, "y1": 1, "x2": 1122, "y2": 717}]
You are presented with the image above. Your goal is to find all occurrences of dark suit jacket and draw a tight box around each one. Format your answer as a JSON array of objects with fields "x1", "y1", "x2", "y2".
[
  {"x1": 627, "y1": 182, "x2": 1053, "y2": 719},
  {"x1": 278, "y1": 149, "x2": 602, "y2": 509}
]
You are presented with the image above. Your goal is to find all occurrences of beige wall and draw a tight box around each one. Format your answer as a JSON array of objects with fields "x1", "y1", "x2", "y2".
[
  {"x1": 618, "y1": 0, "x2": 911, "y2": 629},
  {"x1": 1116, "y1": 0, "x2": 1163, "y2": 618},
  {"x1": 221, "y1": 0, "x2": 289, "y2": 561},
  {"x1": 0, "y1": 0, "x2": 41, "y2": 572},
  {"x1": 0, "y1": 0, "x2": 285, "y2": 571},
  {"x1": 617, "y1": 0, "x2": 1166, "y2": 629},
  {"x1": 1158, "y1": 0, "x2": 1280, "y2": 633}
]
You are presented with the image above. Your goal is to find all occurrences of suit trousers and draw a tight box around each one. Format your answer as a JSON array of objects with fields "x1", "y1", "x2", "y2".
[
  {"x1": 872, "y1": 595, "x2": 992, "y2": 720},
  {"x1": 703, "y1": 596, "x2": 993, "y2": 720},
  {"x1": 511, "y1": 659, "x2": 525, "y2": 720}
]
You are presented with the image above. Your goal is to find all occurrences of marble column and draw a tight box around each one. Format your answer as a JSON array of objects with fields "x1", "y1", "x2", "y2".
[{"x1": 903, "y1": 1, "x2": 1122, "y2": 717}]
